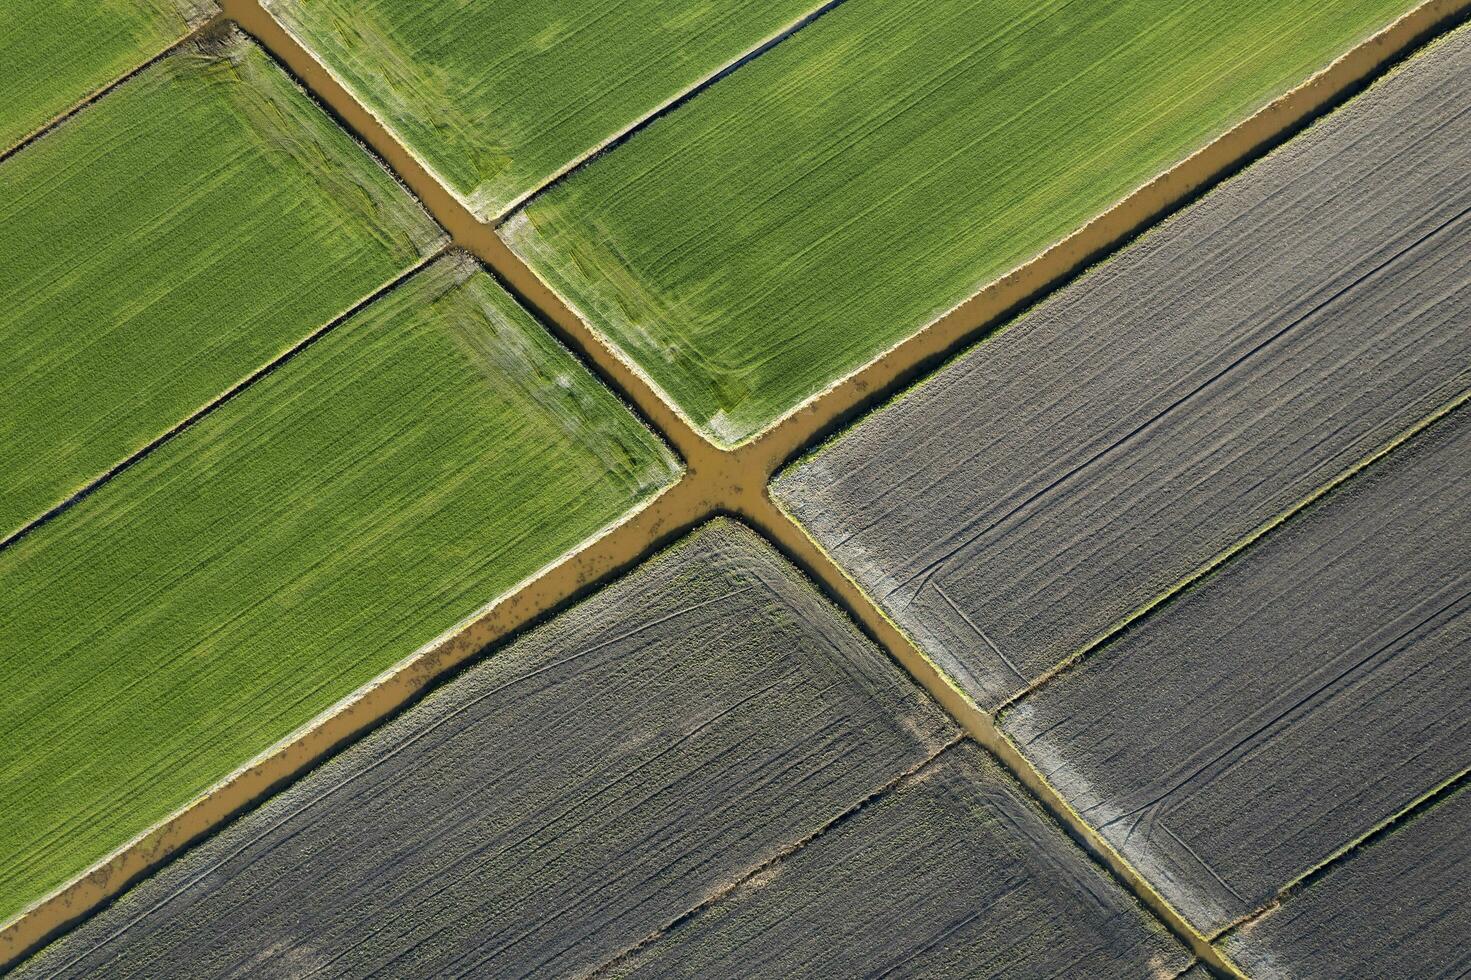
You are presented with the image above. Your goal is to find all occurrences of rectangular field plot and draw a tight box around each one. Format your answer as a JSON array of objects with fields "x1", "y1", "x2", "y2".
[
  {"x1": 775, "y1": 25, "x2": 1471, "y2": 708},
  {"x1": 0, "y1": 0, "x2": 213, "y2": 152},
  {"x1": 611, "y1": 743, "x2": 1188, "y2": 979},
  {"x1": 1000, "y1": 407, "x2": 1471, "y2": 933},
  {"x1": 505, "y1": 0, "x2": 1417, "y2": 445},
  {"x1": 15, "y1": 521, "x2": 954, "y2": 979},
  {"x1": 266, "y1": 0, "x2": 819, "y2": 217},
  {"x1": 0, "y1": 256, "x2": 677, "y2": 926},
  {"x1": 0, "y1": 29, "x2": 441, "y2": 541},
  {"x1": 1225, "y1": 784, "x2": 1470, "y2": 980}
]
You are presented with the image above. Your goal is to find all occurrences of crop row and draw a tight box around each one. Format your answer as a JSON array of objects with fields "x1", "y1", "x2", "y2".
[{"x1": 1, "y1": 2, "x2": 1463, "y2": 977}]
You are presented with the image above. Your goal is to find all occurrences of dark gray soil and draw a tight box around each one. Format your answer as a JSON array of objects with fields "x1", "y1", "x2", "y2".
[
  {"x1": 609, "y1": 742, "x2": 1189, "y2": 979},
  {"x1": 18, "y1": 520, "x2": 955, "y2": 979},
  {"x1": 773, "y1": 27, "x2": 1471, "y2": 709},
  {"x1": 1224, "y1": 784, "x2": 1470, "y2": 979},
  {"x1": 1002, "y1": 408, "x2": 1471, "y2": 932}
]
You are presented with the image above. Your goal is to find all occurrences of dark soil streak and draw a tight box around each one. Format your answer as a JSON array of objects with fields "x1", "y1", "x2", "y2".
[{"x1": 600, "y1": 743, "x2": 1191, "y2": 980}]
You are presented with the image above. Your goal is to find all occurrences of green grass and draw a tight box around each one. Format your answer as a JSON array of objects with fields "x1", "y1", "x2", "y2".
[
  {"x1": 0, "y1": 30, "x2": 441, "y2": 540},
  {"x1": 0, "y1": 255, "x2": 678, "y2": 924},
  {"x1": 505, "y1": 0, "x2": 1416, "y2": 446},
  {"x1": 266, "y1": 0, "x2": 818, "y2": 217},
  {"x1": 0, "y1": 0, "x2": 212, "y2": 152}
]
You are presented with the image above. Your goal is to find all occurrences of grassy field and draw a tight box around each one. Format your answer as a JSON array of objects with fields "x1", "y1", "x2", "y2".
[
  {"x1": 0, "y1": 256, "x2": 677, "y2": 925},
  {"x1": 0, "y1": 30, "x2": 440, "y2": 539},
  {"x1": 267, "y1": 0, "x2": 818, "y2": 217},
  {"x1": 506, "y1": 0, "x2": 1416, "y2": 445},
  {"x1": 17, "y1": 521, "x2": 952, "y2": 977},
  {"x1": 0, "y1": 0, "x2": 213, "y2": 152}
]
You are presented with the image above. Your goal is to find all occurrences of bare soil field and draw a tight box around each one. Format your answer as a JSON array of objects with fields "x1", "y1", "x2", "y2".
[
  {"x1": 776, "y1": 25, "x2": 1471, "y2": 708},
  {"x1": 612, "y1": 743, "x2": 1189, "y2": 979},
  {"x1": 2, "y1": 0, "x2": 1466, "y2": 974},
  {"x1": 1225, "y1": 784, "x2": 1469, "y2": 978},
  {"x1": 1002, "y1": 407, "x2": 1471, "y2": 931}
]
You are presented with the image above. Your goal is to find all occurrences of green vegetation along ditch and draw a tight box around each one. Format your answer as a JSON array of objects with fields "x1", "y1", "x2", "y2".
[
  {"x1": 268, "y1": 0, "x2": 818, "y2": 216},
  {"x1": 0, "y1": 256, "x2": 677, "y2": 924},
  {"x1": 507, "y1": 0, "x2": 1415, "y2": 445}
]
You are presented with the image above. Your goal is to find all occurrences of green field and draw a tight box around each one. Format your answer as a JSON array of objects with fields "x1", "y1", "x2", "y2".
[
  {"x1": 0, "y1": 256, "x2": 678, "y2": 923},
  {"x1": 267, "y1": 0, "x2": 818, "y2": 216},
  {"x1": 0, "y1": 0, "x2": 214, "y2": 152},
  {"x1": 0, "y1": 31, "x2": 441, "y2": 539},
  {"x1": 505, "y1": 0, "x2": 1415, "y2": 446}
]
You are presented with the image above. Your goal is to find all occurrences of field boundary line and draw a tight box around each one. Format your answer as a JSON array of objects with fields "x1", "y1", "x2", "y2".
[
  {"x1": 0, "y1": 249, "x2": 447, "y2": 557},
  {"x1": 586, "y1": 735, "x2": 967, "y2": 979},
  {"x1": 743, "y1": 0, "x2": 1471, "y2": 471},
  {"x1": 0, "y1": 478, "x2": 709, "y2": 969},
  {"x1": 215, "y1": 0, "x2": 714, "y2": 467},
  {"x1": 258, "y1": 0, "x2": 852, "y2": 224},
  {"x1": 495, "y1": 0, "x2": 853, "y2": 222},
  {"x1": 4, "y1": 0, "x2": 1466, "y2": 973},
  {"x1": 746, "y1": 494, "x2": 1245, "y2": 977},
  {"x1": 1210, "y1": 766, "x2": 1471, "y2": 944},
  {"x1": 997, "y1": 387, "x2": 1471, "y2": 716},
  {"x1": 0, "y1": 8, "x2": 227, "y2": 166}
]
